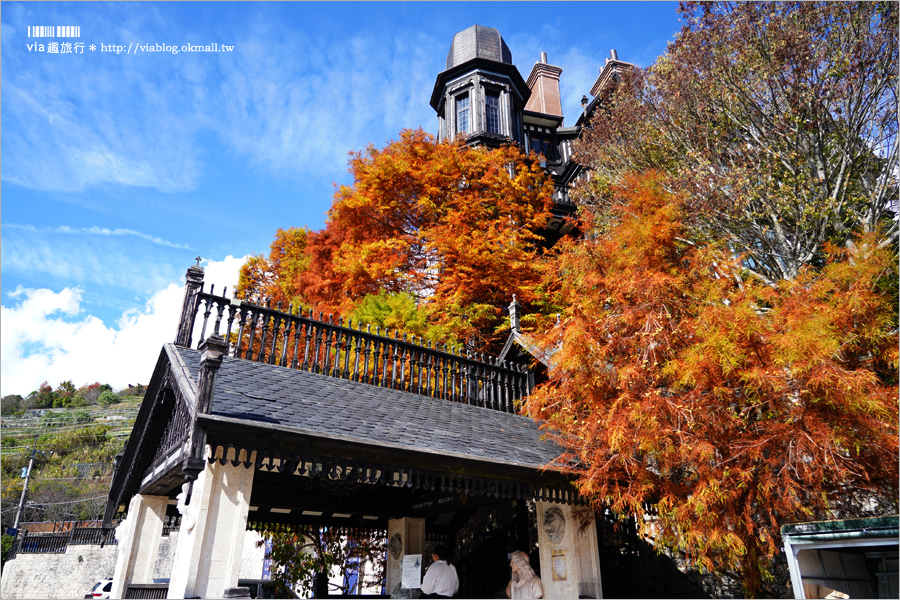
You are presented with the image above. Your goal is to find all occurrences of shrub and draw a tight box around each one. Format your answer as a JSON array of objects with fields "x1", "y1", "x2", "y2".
[{"x1": 98, "y1": 391, "x2": 122, "y2": 407}]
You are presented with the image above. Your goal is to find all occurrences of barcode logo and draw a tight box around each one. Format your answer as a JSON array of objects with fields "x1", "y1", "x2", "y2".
[{"x1": 28, "y1": 26, "x2": 80, "y2": 38}]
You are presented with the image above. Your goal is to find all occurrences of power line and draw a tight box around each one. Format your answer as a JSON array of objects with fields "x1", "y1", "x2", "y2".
[{"x1": 26, "y1": 495, "x2": 109, "y2": 507}]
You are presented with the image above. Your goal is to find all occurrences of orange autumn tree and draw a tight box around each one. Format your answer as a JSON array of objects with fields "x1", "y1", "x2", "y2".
[
  {"x1": 293, "y1": 128, "x2": 557, "y2": 350},
  {"x1": 526, "y1": 172, "x2": 899, "y2": 596},
  {"x1": 237, "y1": 227, "x2": 311, "y2": 310}
]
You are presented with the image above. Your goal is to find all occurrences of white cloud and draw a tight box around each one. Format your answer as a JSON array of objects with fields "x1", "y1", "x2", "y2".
[
  {"x1": 2, "y1": 79, "x2": 202, "y2": 193},
  {"x1": 0, "y1": 256, "x2": 247, "y2": 397},
  {"x1": 1, "y1": 5, "x2": 441, "y2": 195},
  {"x1": 4, "y1": 223, "x2": 194, "y2": 250},
  {"x1": 211, "y1": 26, "x2": 440, "y2": 179},
  {"x1": 0, "y1": 227, "x2": 184, "y2": 295}
]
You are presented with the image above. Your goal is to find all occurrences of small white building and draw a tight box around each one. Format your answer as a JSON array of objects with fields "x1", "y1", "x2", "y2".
[{"x1": 782, "y1": 515, "x2": 898, "y2": 599}]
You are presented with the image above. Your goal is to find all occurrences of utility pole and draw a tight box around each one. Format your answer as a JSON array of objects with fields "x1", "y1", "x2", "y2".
[{"x1": 11, "y1": 435, "x2": 39, "y2": 536}]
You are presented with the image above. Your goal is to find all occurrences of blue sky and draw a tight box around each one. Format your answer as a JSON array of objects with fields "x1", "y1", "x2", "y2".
[{"x1": 1, "y1": 1, "x2": 683, "y2": 396}]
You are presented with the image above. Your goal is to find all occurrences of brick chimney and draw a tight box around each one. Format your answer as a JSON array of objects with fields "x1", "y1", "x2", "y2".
[
  {"x1": 524, "y1": 52, "x2": 563, "y2": 117},
  {"x1": 589, "y1": 49, "x2": 633, "y2": 97}
]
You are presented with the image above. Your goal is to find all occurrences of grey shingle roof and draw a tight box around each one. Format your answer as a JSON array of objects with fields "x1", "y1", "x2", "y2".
[{"x1": 175, "y1": 346, "x2": 564, "y2": 472}]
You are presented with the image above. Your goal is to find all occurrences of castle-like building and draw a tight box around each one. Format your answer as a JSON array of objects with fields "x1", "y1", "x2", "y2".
[{"x1": 429, "y1": 24, "x2": 633, "y2": 239}]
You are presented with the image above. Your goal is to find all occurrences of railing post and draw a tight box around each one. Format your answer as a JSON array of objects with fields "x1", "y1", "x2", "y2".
[
  {"x1": 183, "y1": 334, "x2": 227, "y2": 481},
  {"x1": 509, "y1": 295, "x2": 522, "y2": 333},
  {"x1": 175, "y1": 262, "x2": 205, "y2": 347},
  {"x1": 197, "y1": 334, "x2": 227, "y2": 415}
]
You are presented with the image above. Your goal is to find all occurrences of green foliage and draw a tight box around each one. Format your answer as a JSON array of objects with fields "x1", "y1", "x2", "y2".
[
  {"x1": 121, "y1": 384, "x2": 145, "y2": 397},
  {"x1": 97, "y1": 391, "x2": 122, "y2": 407},
  {"x1": 1, "y1": 534, "x2": 13, "y2": 569},
  {"x1": 348, "y1": 290, "x2": 457, "y2": 346},
  {"x1": 68, "y1": 395, "x2": 88, "y2": 408},
  {"x1": 49, "y1": 424, "x2": 120, "y2": 462},
  {"x1": 258, "y1": 527, "x2": 385, "y2": 597},
  {"x1": 27, "y1": 382, "x2": 57, "y2": 410},
  {"x1": 39, "y1": 409, "x2": 92, "y2": 428},
  {"x1": 1, "y1": 395, "x2": 24, "y2": 415},
  {"x1": 1, "y1": 417, "x2": 123, "y2": 534}
]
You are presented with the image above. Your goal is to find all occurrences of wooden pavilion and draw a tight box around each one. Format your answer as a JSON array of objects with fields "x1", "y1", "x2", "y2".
[{"x1": 101, "y1": 264, "x2": 604, "y2": 599}]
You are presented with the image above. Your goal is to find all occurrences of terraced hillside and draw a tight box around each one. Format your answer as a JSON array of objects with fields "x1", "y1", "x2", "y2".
[{"x1": 1, "y1": 395, "x2": 143, "y2": 549}]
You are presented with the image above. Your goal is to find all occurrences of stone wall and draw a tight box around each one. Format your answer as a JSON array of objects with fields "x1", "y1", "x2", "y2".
[
  {"x1": 238, "y1": 530, "x2": 267, "y2": 579},
  {"x1": 150, "y1": 529, "x2": 266, "y2": 581},
  {"x1": 153, "y1": 531, "x2": 180, "y2": 581},
  {"x1": 0, "y1": 530, "x2": 266, "y2": 599},
  {"x1": 0, "y1": 542, "x2": 118, "y2": 600}
]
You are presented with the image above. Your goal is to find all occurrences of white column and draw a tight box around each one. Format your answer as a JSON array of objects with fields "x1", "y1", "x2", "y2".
[
  {"x1": 502, "y1": 89, "x2": 511, "y2": 139},
  {"x1": 535, "y1": 501, "x2": 603, "y2": 599},
  {"x1": 167, "y1": 446, "x2": 255, "y2": 599},
  {"x1": 111, "y1": 494, "x2": 169, "y2": 599},
  {"x1": 783, "y1": 537, "x2": 807, "y2": 599},
  {"x1": 386, "y1": 517, "x2": 426, "y2": 594}
]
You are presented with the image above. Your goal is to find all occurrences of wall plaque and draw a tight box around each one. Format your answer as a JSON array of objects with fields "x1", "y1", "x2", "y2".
[{"x1": 551, "y1": 548, "x2": 567, "y2": 581}]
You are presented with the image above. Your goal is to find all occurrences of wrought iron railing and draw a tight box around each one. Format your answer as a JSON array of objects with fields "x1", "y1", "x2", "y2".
[
  {"x1": 69, "y1": 525, "x2": 114, "y2": 545},
  {"x1": 15, "y1": 532, "x2": 69, "y2": 554},
  {"x1": 124, "y1": 584, "x2": 169, "y2": 599},
  {"x1": 177, "y1": 283, "x2": 531, "y2": 413},
  {"x1": 9, "y1": 526, "x2": 121, "y2": 557},
  {"x1": 162, "y1": 515, "x2": 181, "y2": 536}
]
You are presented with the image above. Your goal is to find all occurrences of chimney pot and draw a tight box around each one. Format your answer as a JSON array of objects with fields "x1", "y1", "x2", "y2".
[
  {"x1": 611, "y1": 49, "x2": 618, "y2": 61},
  {"x1": 540, "y1": 51, "x2": 548, "y2": 64}
]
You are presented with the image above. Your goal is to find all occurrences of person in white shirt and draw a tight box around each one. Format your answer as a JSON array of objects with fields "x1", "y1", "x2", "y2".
[{"x1": 420, "y1": 544, "x2": 459, "y2": 598}]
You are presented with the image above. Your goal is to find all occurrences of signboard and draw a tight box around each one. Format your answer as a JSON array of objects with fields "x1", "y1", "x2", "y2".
[
  {"x1": 401, "y1": 554, "x2": 422, "y2": 588},
  {"x1": 551, "y1": 548, "x2": 567, "y2": 581}
]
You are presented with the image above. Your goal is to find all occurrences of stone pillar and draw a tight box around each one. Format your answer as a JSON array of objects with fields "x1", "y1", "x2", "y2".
[
  {"x1": 535, "y1": 501, "x2": 603, "y2": 599},
  {"x1": 111, "y1": 494, "x2": 169, "y2": 599},
  {"x1": 386, "y1": 517, "x2": 425, "y2": 593},
  {"x1": 167, "y1": 446, "x2": 255, "y2": 599},
  {"x1": 175, "y1": 262, "x2": 204, "y2": 348},
  {"x1": 182, "y1": 334, "x2": 228, "y2": 482}
]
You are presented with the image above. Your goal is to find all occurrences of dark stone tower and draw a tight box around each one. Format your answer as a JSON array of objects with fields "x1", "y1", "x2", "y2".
[{"x1": 430, "y1": 25, "x2": 531, "y2": 148}]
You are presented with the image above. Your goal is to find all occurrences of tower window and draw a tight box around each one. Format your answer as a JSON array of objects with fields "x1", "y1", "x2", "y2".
[
  {"x1": 486, "y1": 92, "x2": 500, "y2": 134},
  {"x1": 456, "y1": 95, "x2": 470, "y2": 134}
]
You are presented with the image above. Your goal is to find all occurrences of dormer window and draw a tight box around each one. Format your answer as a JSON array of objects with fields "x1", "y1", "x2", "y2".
[
  {"x1": 486, "y1": 92, "x2": 501, "y2": 134},
  {"x1": 456, "y1": 94, "x2": 470, "y2": 134}
]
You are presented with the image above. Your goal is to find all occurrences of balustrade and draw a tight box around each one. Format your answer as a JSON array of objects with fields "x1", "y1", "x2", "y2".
[
  {"x1": 178, "y1": 285, "x2": 531, "y2": 413},
  {"x1": 11, "y1": 526, "x2": 119, "y2": 557}
]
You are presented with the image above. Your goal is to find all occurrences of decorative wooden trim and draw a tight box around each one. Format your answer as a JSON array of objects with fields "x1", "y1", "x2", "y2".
[
  {"x1": 206, "y1": 442, "x2": 583, "y2": 506},
  {"x1": 102, "y1": 347, "x2": 187, "y2": 530}
]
